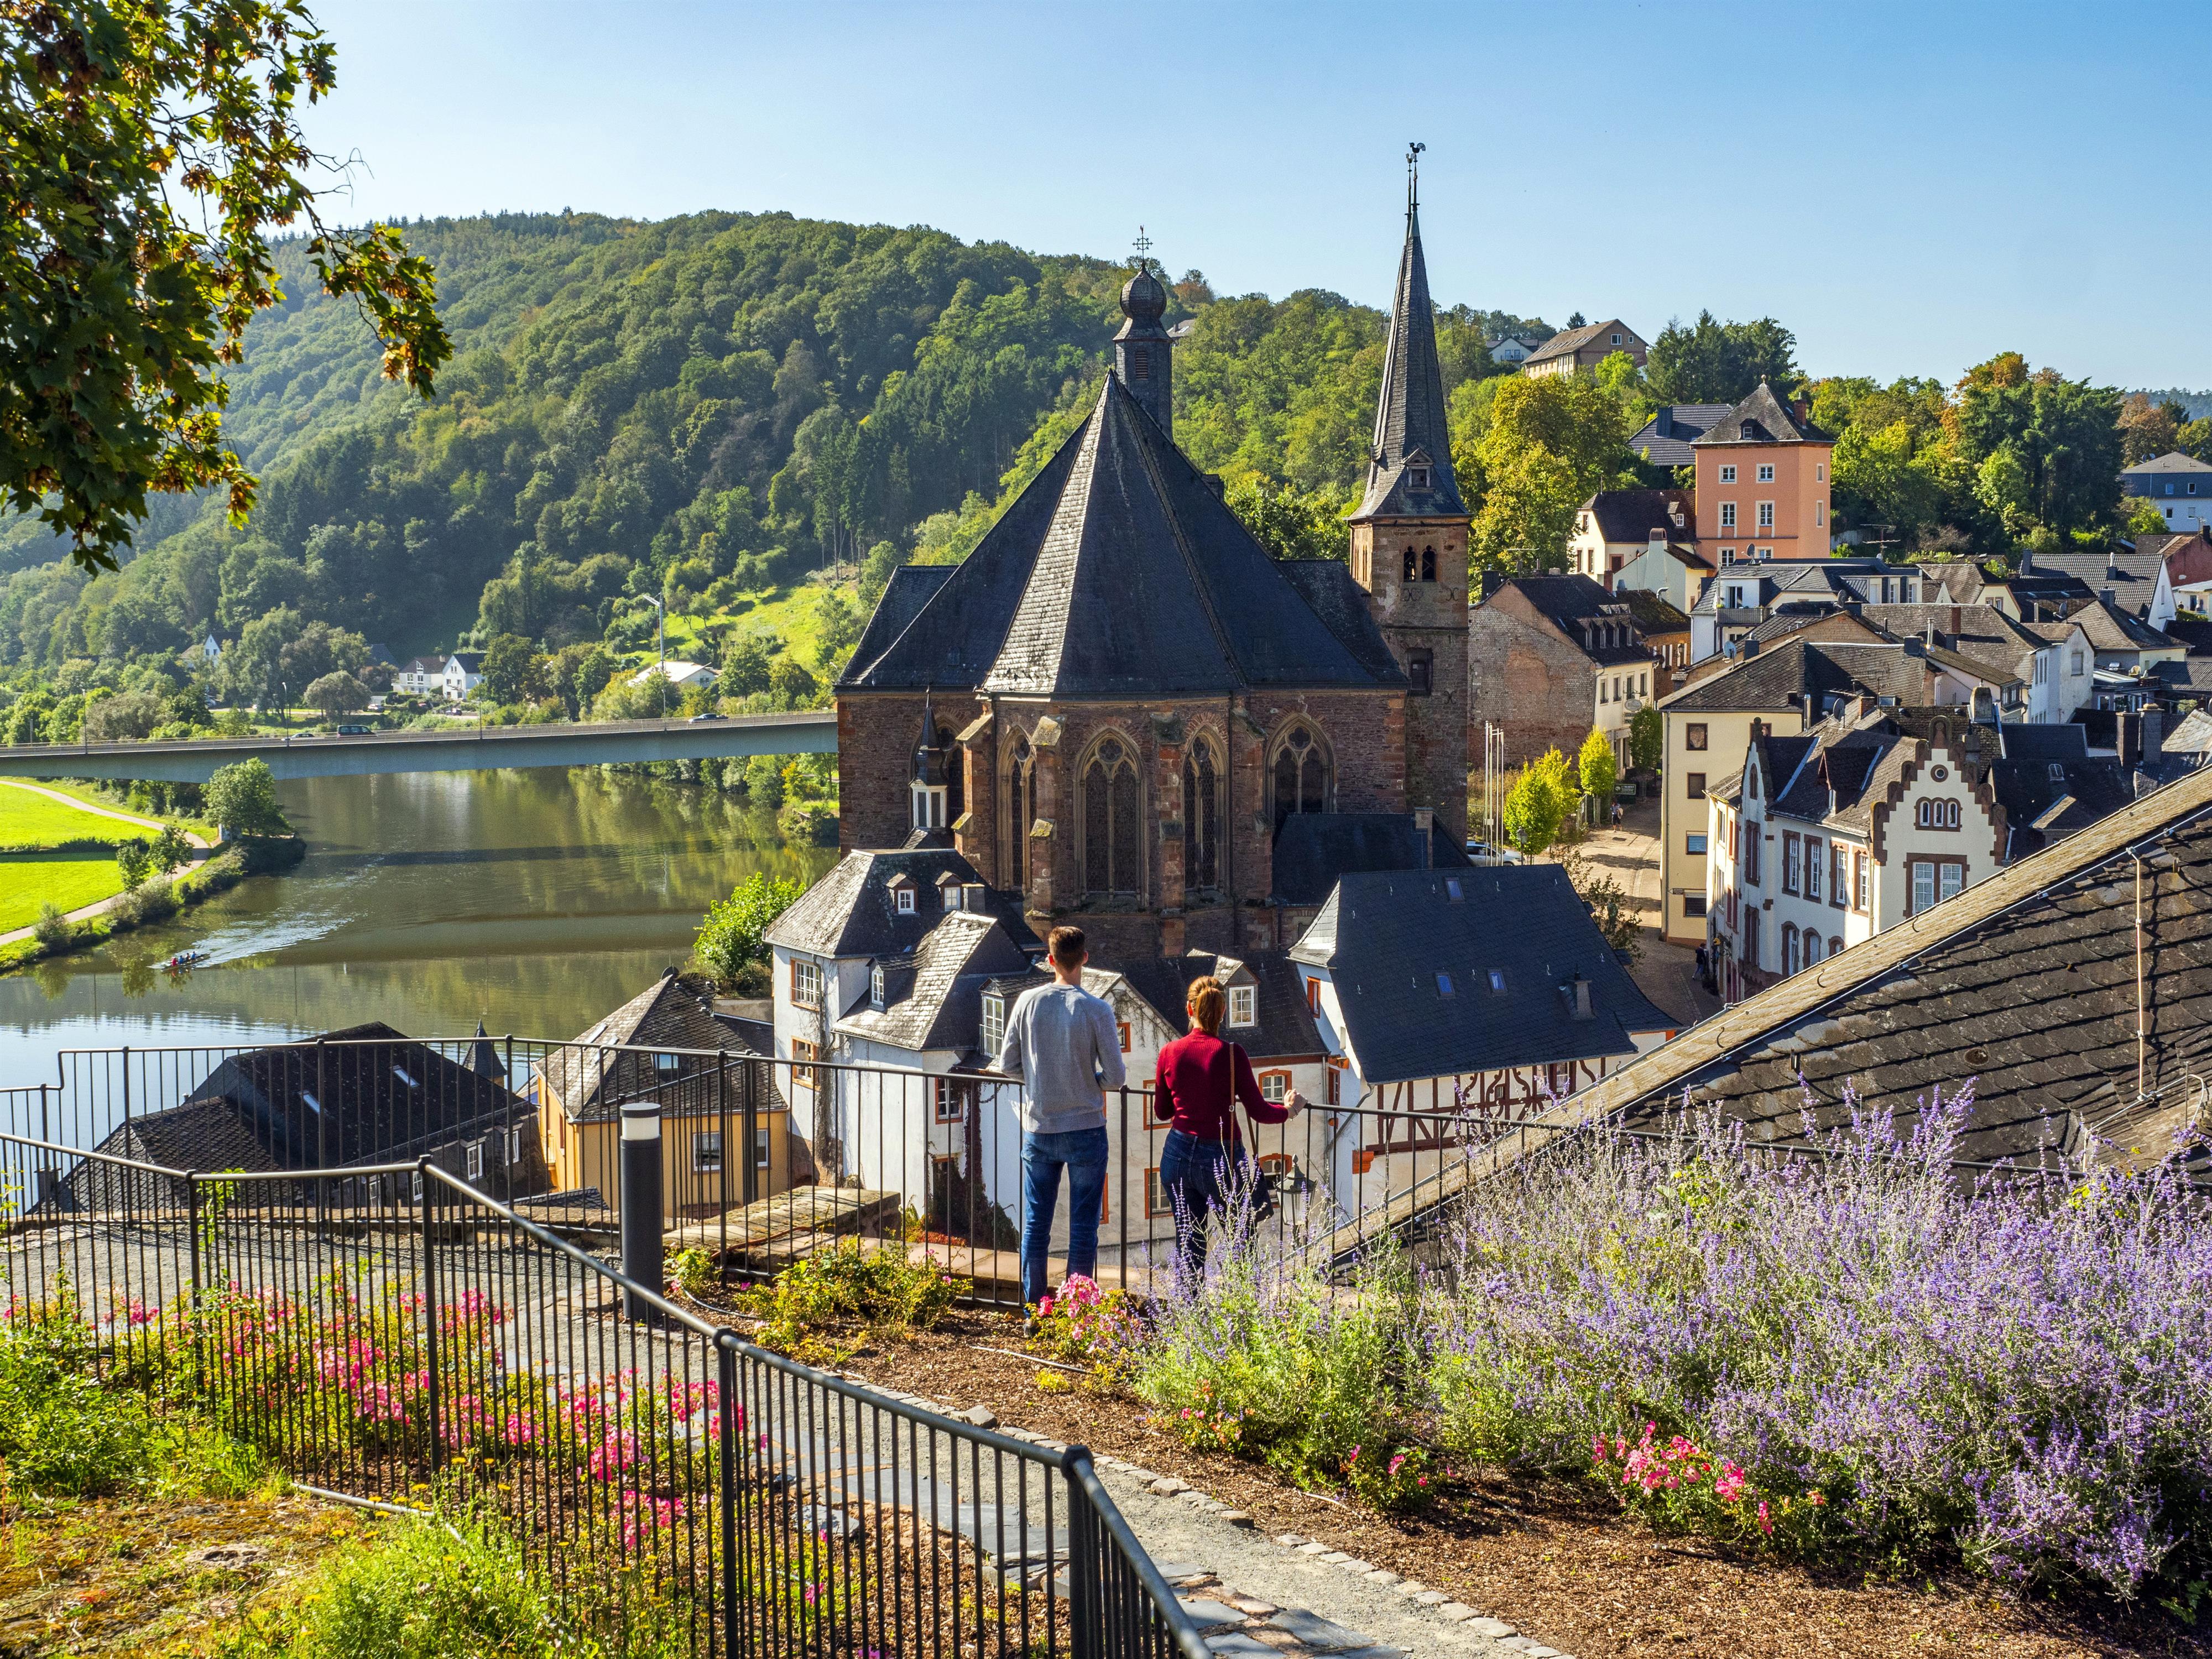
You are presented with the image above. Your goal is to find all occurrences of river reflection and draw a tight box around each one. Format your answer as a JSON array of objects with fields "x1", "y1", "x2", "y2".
[{"x1": 0, "y1": 768, "x2": 835, "y2": 1085}]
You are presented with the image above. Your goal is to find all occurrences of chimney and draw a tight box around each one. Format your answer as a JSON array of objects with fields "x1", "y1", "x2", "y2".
[
  {"x1": 1413, "y1": 807, "x2": 1434, "y2": 868},
  {"x1": 1741, "y1": 638, "x2": 1761, "y2": 659},
  {"x1": 2144, "y1": 706, "x2": 2165, "y2": 769},
  {"x1": 1566, "y1": 973, "x2": 1594, "y2": 1020},
  {"x1": 2101, "y1": 587, "x2": 2117, "y2": 608},
  {"x1": 2108, "y1": 548, "x2": 2120, "y2": 580},
  {"x1": 1949, "y1": 604, "x2": 1962, "y2": 634},
  {"x1": 2117, "y1": 709, "x2": 2142, "y2": 766}
]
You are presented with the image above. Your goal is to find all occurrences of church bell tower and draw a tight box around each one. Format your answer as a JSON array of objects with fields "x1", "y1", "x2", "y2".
[{"x1": 1350, "y1": 144, "x2": 1470, "y2": 844}]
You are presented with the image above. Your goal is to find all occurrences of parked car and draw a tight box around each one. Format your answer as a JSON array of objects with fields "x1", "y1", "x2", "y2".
[{"x1": 1465, "y1": 839, "x2": 1524, "y2": 863}]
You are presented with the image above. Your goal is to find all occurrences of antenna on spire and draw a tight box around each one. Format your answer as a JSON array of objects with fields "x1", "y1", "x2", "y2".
[
  {"x1": 1131, "y1": 225, "x2": 1153, "y2": 274},
  {"x1": 1406, "y1": 142, "x2": 1425, "y2": 213}
]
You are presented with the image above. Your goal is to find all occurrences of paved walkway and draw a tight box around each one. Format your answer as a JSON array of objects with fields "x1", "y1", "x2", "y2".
[
  {"x1": 1573, "y1": 794, "x2": 1723, "y2": 1031},
  {"x1": 0, "y1": 782, "x2": 213, "y2": 948}
]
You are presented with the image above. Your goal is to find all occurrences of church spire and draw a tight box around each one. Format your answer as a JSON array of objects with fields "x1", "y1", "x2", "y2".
[{"x1": 1353, "y1": 144, "x2": 1465, "y2": 521}]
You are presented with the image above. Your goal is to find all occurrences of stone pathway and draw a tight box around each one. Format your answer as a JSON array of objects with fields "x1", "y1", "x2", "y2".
[{"x1": 851, "y1": 1377, "x2": 1580, "y2": 1659}]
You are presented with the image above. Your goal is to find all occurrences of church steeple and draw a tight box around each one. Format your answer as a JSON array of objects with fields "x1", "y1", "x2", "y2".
[
  {"x1": 1354, "y1": 145, "x2": 1464, "y2": 521},
  {"x1": 1113, "y1": 230, "x2": 1173, "y2": 437}
]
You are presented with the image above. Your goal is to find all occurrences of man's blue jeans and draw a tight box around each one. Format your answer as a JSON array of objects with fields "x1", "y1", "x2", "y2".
[{"x1": 1020, "y1": 1125, "x2": 1108, "y2": 1308}]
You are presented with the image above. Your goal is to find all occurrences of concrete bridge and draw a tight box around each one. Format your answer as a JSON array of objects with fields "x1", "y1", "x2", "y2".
[{"x1": 0, "y1": 710, "x2": 838, "y2": 784}]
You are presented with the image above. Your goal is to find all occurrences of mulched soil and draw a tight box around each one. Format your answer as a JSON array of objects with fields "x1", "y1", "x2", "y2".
[{"x1": 826, "y1": 1307, "x2": 2212, "y2": 1659}]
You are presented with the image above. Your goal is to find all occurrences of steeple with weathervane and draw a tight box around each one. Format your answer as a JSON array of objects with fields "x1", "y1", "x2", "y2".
[{"x1": 1349, "y1": 143, "x2": 1472, "y2": 844}]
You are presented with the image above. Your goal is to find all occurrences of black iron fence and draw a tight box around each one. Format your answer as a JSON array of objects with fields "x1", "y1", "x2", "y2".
[
  {"x1": 0, "y1": 1123, "x2": 1205, "y2": 1659},
  {"x1": 11, "y1": 1036, "x2": 1503, "y2": 1310}
]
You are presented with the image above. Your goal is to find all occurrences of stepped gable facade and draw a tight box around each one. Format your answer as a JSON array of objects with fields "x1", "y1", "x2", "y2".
[{"x1": 838, "y1": 197, "x2": 1473, "y2": 958}]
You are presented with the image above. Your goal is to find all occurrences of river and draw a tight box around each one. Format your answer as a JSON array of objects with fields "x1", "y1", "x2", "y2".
[{"x1": 0, "y1": 769, "x2": 836, "y2": 1087}]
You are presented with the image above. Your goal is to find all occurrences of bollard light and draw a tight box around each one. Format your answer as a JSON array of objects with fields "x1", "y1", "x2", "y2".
[{"x1": 620, "y1": 1100, "x2": 664, "y2": 1324}]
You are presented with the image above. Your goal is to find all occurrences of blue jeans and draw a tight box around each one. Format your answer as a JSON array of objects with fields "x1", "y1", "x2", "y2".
[
  {"x1": 1159, "y1": 1128, "x2": 1237, "y2": 1289},
  {"x1": 1020, "y1": 1126, "x2": 1108, "y2": 1307}
]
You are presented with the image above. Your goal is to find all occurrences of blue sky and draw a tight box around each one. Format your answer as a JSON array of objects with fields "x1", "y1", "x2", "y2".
[{"x1": 304, "y1": 0, "x2": 2207, "y2": 390}]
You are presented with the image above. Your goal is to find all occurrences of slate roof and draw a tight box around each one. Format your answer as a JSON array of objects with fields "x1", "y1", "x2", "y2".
[
  {"x1": 766, "y1": 848, "x2": 1039, "y2": 961},
  {"x1": 1987, "y1": 753, "x2": 2140, "y2": 860},
  {"x1": 1275, "y1": 560, "x2": 1410, "y2": 682},
  {"x1": 100, "y1": 1096, "x2": 284, "y2": 1178},
  {"x1": 1108, "y1": 950, "x2": 1327, "y2": 1064},
  {"x1": 1627, "y1": 404, "x2": 1733, "y2": 466},
  {"x1": 1658, "y1": 640, "x2": 1940, "y2": 714},
  {"x1": 833, "y1": 911, "x2": 1034, "y2": 1053},
  {"x1": 1355, "y1": 204, "x2": 1466, "y2": 520},
  {"x1": 1290, "y1": 865, "x2": 1674, "y2": 1084},
  {"x1": 1691, "y1": 382, "x2": 1835, "y2": 446},
  {"x1": 1270, "y1": 812, "x2": 1471, "y2": 906},
  {"x1": 2164, "y1": 708, "x2": 2212, "y2": 758},
  {"x1": 1996, "y1": 722, "x2": 2089, "y2": 763},
  {"x1": 540, "y1": 970, "x2": 782, "y2": 1125},
  {"x1": 191, "y1": 1022, "x2": 528, "y2": 1166},
  {"x1": 2058, "y1": 597, "x2": 2177, "y2": 654},
  {"x1": 1493, "y1": 574, "x2": 1655, "y2": 665},
  {"x1": 2028, "y1": 547, "x2": 2168, "y2": 619},
  {"x1": 1522, "y1": 319, "x2": 1638, "y2": 369},
  {"x1": 1621, "y1": 588, "x2": 1691, "y2": 634},
  {"x1": 880, "y1": 374, "x2": 1400, "y2": 698},
  {"x1": 843, "y1": 565, "x2": 953, "y2": 677},
  {"x1": 2124, "y1": 451, "x2": 2212, "y2": 477},
  {"x1": 1582, "y1": 488, "x2": 1686, "y2": 544}
]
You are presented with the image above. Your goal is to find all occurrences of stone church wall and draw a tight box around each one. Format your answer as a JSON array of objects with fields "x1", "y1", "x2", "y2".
[{"x1": 837, "y1": 693, "x2": 933, "y2": 853}]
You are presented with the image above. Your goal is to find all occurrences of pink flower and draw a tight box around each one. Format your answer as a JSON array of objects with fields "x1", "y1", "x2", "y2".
[{"x1": 1755, "y1": 1500, "x2": 1772, "y2": 1535}]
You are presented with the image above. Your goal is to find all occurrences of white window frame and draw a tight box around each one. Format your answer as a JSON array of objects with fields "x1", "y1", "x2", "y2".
[
  {"x1": 1227, "y1": 984, "x2": 1256, "y2": 1027},
  {"x1": 1817, "y1": 462, "x2": 1826, "y2": 482},
  {"x1": 1757, "y1": 500, "x2": 1775, "y2": 529},
  {"x1": 791, "y1": 957, "x2": 823, "y2": 1010},
  {"x1": 1757, "y1": 463, "x2": 1775, "y2": 483},
  {"x1": 466, "y1": 1141, "x2": 483, "y2": 1181},
  {"x1": 871, "y1": 964, "x2": 886, "y2": 1008},
  {"x1": 693, "y1": 1130, "x2": 723, "y2": 1172},
  {"x1": 1719, "y1": 465, "x2": 1738, "y2": 484},
  {"x1": 894, "y1": 885, "x2": 916, "y2": 914},
  {"x1": 1939, "y1": 863, "x2": 1964, "y2": 903},
  {"x1": 507, "y1": 1127, "x2": 524, "y2": 1166},
  {"x1": 1719, "y1": 502, "x2": 1737, "y2": 529},
  {"x1": 980, "y1": 993, "x2": 1006, "y2": 1060},
  {"x1": 1912, "y1": 860, "x2": 1936, "y2": 915}
]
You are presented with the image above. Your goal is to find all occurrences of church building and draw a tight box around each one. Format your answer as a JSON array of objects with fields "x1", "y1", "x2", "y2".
[{"x1": 835, "y1": 187, "x2": 1474, "y2": 958}]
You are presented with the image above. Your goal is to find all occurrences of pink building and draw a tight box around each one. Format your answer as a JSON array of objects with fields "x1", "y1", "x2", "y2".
[{"x1": 1691, "y1": 383, "x2": 1835, "y2": 567}]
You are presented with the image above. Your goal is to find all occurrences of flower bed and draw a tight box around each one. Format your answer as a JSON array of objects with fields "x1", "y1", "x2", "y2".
[{"x1": 1126, "y1": 1089, "x2": 2212, "y2": 1609}]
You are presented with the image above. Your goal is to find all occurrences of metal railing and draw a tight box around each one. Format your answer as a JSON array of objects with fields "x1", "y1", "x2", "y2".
[
  {"x1": 11, "y1": 1035, "x2": 1512, "y2": 1310},
  {"x1": 0, "y1": 1121, "x2": 1205, "y2": 1659}
]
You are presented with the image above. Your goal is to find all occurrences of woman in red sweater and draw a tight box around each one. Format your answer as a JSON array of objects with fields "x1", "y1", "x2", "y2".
[{"x1": 1153, "y1": 976, "x2": 1302, "y2": 1287}]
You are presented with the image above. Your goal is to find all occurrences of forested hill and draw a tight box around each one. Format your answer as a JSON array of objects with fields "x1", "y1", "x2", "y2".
[{"x1": 0, "y1": 209, "x2": 1543, "y2": 676}]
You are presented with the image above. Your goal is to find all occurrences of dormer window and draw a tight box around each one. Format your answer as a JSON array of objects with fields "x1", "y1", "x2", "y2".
[
  {"x1": 980, "y1": 992, "x2": 1007, "y2": 1059},
  {"x1": 871, "y1": 965, "x2": 886, "y2": 1008},
  {"x1": 1228, "y1": 984, "x2": 1256, "y2": 1027},
  {"x1": 910, "y1": 780, "x2": 947, "y2": 830},
  {"x1": 895, "y1": 886, "x2": 916, "y2": 915}
]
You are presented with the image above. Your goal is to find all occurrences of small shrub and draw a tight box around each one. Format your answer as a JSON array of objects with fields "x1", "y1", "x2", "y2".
[
  {"x1": 742, "y1": 1241, "x2": 957, "y2": 1363},
  {"x1": 1131, "y1": 1223, "x2": 1424, "y2": 1497},
  {"x1": 30, "y1": 901, "x2": 72, "y2": 950},
  {"x1": 1027, "y1": 1275, "x2": 1138, "y2": 1384},
  {"x1": 667, "y1": 1245, "x2": 717, "y2": 1300}
]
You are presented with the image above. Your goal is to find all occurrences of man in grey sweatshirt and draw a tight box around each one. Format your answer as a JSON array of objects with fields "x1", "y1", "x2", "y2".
[{"x1": 995, "y1": 925, "x2": 1126, "y2": 1318}]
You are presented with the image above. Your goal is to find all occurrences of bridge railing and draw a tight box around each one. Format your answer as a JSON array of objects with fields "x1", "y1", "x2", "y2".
[{"x1": 0, "y1": 1122, "x2": 1207, "y2": 1659}]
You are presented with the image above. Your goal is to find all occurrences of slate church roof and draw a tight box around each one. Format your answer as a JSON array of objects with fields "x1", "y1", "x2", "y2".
[
  {"x1": 1354, "y1": 197, "x2": 1466, "y2": 520},
  {"x1": 840, "y1": 373, "x2": 1404, "y2": 699}
]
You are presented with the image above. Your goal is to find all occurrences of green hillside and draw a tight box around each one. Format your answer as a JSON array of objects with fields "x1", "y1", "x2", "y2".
[{"x1": 0, "y1": 210, "x2": 1546, "y2": 687}]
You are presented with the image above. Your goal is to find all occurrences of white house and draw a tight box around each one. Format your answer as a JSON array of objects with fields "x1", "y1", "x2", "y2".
[
  {"x1": 1705, "y1": 705, "x2": 2138, "y2": 1003},
  {"x1": 630, "y1": 659, "x2": 717, "y2": 695},
  {"x1": 442, "y1": 651, "x2": 485, "y2": 701},
  {"x1": 394, "y1": 654, "x2": 447, "y2": 696},
  {"x1": 1568, "y1": 488, "x2": 1694, "y2": 593},
  {"x1": 1287, "y1": 865, "x2": 1676, "y2": 1209}
]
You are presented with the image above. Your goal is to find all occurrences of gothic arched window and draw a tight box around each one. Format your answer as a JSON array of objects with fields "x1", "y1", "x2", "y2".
[
  {"x1": 1402, "y1": 546, "x2": 1418, "y2": 582},
  {"x1": 1182, "y1": 735, "x2": 1223, "y2": 893},
  {"x1": 1420, "y1": 546, "x2": 1437, "y2": 582},
  {"x1": 1081, "y1": 735, "x2": 1143, "y2": 897},
  {"x1": 1270, "y1": 722, "x2": 1332, "y2": 831},
  {"x1": 1006, "y1": 735, "x2": 1033, "y2": 895}
]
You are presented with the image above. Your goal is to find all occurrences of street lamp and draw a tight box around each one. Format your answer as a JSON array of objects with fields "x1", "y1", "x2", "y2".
[{"x1": 640, "y1": 595, "x2": 667, "y2": 718}]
